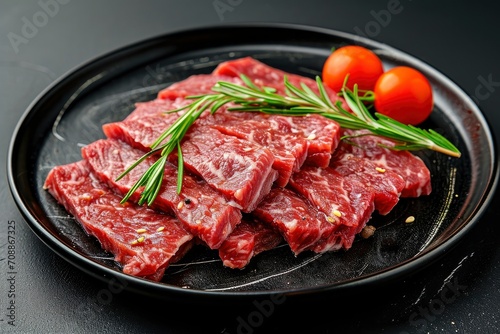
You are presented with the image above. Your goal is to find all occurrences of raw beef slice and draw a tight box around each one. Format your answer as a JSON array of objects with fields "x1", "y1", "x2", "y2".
[
  {"x1": 82, "y1": 139, "x2": 242, "y2": 249},
  {"x1": 340, "y1": 129, "x2": 432, "y2": 197},
  {"x1": 253, "y1": 188, "x2": 344, "y2": 255},
  {"x1": 289, "y1": 166, "x2": 375, "y2": 249},
  {"x1": 218, "y1": 217, "x2": 282, "y2": 269},
  {"x1": 158, "y1": 74, "x2": 243, "y2": 100},
  {"x1": 213, "y1": 57, "x2": 344, "y2": 167},
  {"x1": 103, "y1": 100, "x2": 278, "y2": 213},
  {"x1": 330, "y1": 144, "x2": 406, "y2": 215},
  {"x1": 180, "y1": 127, "x2": 278, "y2": 212},
  {"x1": 43, "y1": 160, "x2": 193, "y2": 280},
  {"x1": 212, "y1": 56, "x2": 348, "y2": 109},
  {"x1": 199, "y1": 111, "x2": 309, "y2": 187}
]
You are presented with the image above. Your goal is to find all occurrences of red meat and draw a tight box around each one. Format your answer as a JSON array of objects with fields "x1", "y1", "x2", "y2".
[
  {"x1": 81, "y1": 139, "x2": 242, "y2": 249},
  {"x1": 43, "y1": 160, "x2": 193, "y2": 280},
  {"x1": 289, "y1": 166, "x2": 375, "y2": 249},
  {"x1": 103, "y1": 100, "x2": 278, "y2": 213},
  {"x1": 340, "y1": 129, "x2": 432, "y2": 197},
  {"x1": 330, "y1": 144, "x2": 406, "y2": 215},
  {"x1": 218, "y1": 217, "x2": 282, "y2": 269},
  {"x1": 158, "y1": 74, "x2": 243, "y2": 100},
  {"x1": 199, "y1": 111, "x2": 309, "y2": 187},
  {"x1": 253, "y1": 188, "x2": 344, "y2": 255},
  {"x1": 180, "y1": 127, "x2": 278, "y2": 212},
  {"x1": 213, "y1": 57, "x2": 343, "y2": 167},
  {"x1": 213, "y1": 56, "x2": 347, "y2": 108}
]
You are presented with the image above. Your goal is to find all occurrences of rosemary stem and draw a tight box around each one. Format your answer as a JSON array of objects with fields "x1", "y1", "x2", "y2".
[{"x1": 431, "y1": 145, "x2": 462, "y2": 158}]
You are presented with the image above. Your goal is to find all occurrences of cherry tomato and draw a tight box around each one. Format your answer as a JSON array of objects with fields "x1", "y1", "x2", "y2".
[
  {"x1": 322, "y1": 45, "x2": 384, "y2": 92},
  {"x1": 373, "y1": 66, "x2": 434, "y2": 125}
]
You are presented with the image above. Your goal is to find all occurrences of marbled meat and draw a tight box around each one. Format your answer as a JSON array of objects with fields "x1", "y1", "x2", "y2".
[
  {"x1": 218, "y1": 217, "x2": 283, "y2": 269},
  {"x1": 253, "y1": 188, "x2": 344, "y2": 254},
  {"x1": 340, "y1": 129, "x2": 432, "y2": 197},
  {"x1": 330, "y1": 143, "x2": 406, "y2": 215},
  {"x1": 289, "y1": 166, "x2": 376, "y2": 249},
  {"x1": 213, "y1": 57, "x2": 343, "y2": 167},
  {"x1": 81, "y1": 138, "x2": 242, "y2": 249},
  {"x1": 43, "y1": 160, "x2": 193, "y2": 281}
]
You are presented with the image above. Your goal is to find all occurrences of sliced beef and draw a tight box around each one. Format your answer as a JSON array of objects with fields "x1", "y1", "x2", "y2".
[
  {"x1": 341, "y1": 129, "x2": 432, "y2": 197},
  {"x1": 221, "y1": 112, "x2": 341, "y2": 168},
  {"x1": 157, "y1": 74, "x2": 243, "y2": 100},
  {"x1": 102, "y1": 98, "x2": 186, "y2": 151},
  {"x1": 81, "y1": 139, "x2": 242, "y2": 249},
  {"x1": 265, "y1": 114, "x2": 341, "y2": 167},
  {"x1": 199, "y1": 111, "x2": 309, "y2": 187},
  {"x1": 330, "y1": 144, "x2": 406, "y2": 215},
  {"x1": 253, "y1": 188, "x2": 344, "y2": 255},
  {"x1": 43, "y1": 160, "x2": 193, "y2": 280},
  {"x1": 180, "y1": 127, "x2": 278, "y2": 212},
  {"x1": 103, "y1": 100, "x2": 278, "y2": 213},
  {"x1": 213, "y1": 57, "x2": 343, "y2": 167},
  {"x1": 289, "y1": 166, "x2": 375, "y2": 249},
  {"x1": 156, "y1": 61, "x2": 340, "y2": 170},
  {"x1": 109, "y1": 96, "x2": 307, "y2": 188},
  {"x1": 218, "y1": 217, "x2": 283, "y2": 269},
  {"x1": 212, "y1": 56, "x2": 347, "y2": 108}
]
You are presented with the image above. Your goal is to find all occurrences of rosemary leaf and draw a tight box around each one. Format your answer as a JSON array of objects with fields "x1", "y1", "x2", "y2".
[{"x1": 176, "y1": 142, "x2": 184, "y2": 194}]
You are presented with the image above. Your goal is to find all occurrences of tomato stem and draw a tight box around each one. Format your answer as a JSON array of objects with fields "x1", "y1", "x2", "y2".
[{"x1": 357, "y1": 90, "x2": 375, "y2": 103}]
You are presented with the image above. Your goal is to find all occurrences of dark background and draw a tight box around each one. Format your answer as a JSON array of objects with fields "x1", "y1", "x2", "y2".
[{"x1": 1, "y1": 1, "x2": 499, "y2": 333}]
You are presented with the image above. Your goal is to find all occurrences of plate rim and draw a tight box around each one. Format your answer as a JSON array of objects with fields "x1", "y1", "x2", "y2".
[{"x1": 7, "y1": 22, "x2": 499, "y2": 301}]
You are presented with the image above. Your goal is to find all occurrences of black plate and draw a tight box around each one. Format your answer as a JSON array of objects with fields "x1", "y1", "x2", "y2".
[{"x1": 8, "y1": 24, "x2": 498, "y2": 302}]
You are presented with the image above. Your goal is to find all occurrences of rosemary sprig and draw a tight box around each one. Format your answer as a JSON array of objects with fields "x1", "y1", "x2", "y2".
[{"x1": 118, "y1": 74, "x2": 461, "y2": 205}]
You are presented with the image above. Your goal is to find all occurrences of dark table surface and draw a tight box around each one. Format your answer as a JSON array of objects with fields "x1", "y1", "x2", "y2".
[{"x1": 1, "y1": 1, "x2": 499, "y2": 333}]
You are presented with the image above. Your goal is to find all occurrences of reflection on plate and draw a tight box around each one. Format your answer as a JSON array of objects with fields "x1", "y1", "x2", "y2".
[{"x1": 7, "y1": 24, "x2": 498, "y2": 301}]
